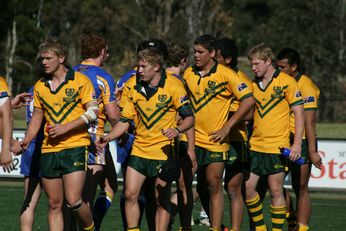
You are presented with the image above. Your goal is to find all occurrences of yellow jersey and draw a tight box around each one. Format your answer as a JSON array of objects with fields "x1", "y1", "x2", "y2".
[
  {"x1": 290, "y1": 73, "x2": 320, "y2": 136},
  {"x1": 0, "y1": 77, "x2": 11, "y2": 99},
  {"x1": 250, "y1": 70, "x2": 303, "y2": 154},
  {"x1": 120, "y1": 71, "x2": 190, "y2": 160},
  {"x1": 33, "y1": 69, "x2": 96, "y2": 153},
  {"x1": 182, "y1": 63, "x2": 253, "y2": 152}
]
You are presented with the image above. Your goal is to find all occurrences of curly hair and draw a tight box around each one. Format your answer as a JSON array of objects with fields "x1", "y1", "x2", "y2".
[
  {"x1": 166, "y1": 43, "x2": 189, "y2": 67},
  {"x1": 81, "y1": 33, "x2": 107, "y2": 59}
]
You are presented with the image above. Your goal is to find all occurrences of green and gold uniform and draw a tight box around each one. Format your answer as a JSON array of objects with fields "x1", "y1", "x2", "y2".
[
  {"x1": 182, "y1": 63, "x2": 253, "y2": 165},
  {"x1": 120, "y1": 71, "x2": 191, "y2": 161},
  {"x1": 250, "y1": 70, "x2": 303, "y2": 154},
  {"x1": 33, "y1": 69, "x2": 96, "y2": 154},
  {"x1": 290, "y1": 73, "x2": 320, "y2": 163},
  {"x1": 250, "y1": 69, "x2": 303, "y2": 175}
]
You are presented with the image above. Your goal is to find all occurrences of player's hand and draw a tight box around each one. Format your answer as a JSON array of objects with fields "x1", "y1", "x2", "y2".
[
  {"x1": 11, "y1": 139, "x2": 23, "y2": 156},
  {"x1": 20, "y1": 137, "x2": 31, "y2": 152},
  {"x1": 11, "y1": 92, "x2": 32, "y2": 109},
  {"x1": 96, "y1": 135, "x2": 110, "y2": 153},
  {"x1": 289, "y1": 143, "x2": 301, "y2": 161},
  {"x1": 209, "y1": 126, "x2": 230, "y2": 143},
  {"x1": 0, "y1": 150, "x2": 13, "y2": 173},
  {"x1": 162, "y1": 128, "x2": 180, "y2": 140},
  {"x1": 310, "y1": 151, "x2": 322, "y2": 169},
  {"x1": 47, "y1": 124, "x2": 67, "y2": 138}
]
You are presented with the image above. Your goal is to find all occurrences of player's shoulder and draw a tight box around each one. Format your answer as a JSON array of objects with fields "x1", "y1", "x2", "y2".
[
  {"x1": 117, "y1": 69, "x2": 137, "y2": 88},
  {"x1": 277, "y1": 70, "x2": 297, "y2": 85}
]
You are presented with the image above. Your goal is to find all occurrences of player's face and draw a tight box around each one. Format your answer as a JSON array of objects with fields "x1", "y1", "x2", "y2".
[
  {"x1": 194, "y1": 45, "x2": 215, "y2": 69},
  {"x1": 216, "y1": 50, "x2": 229, "y2": 66},
  {"x1": 137, "y1": 60, "x2": 159, "y2": 83},
  {"x1": 276, "y1": 59, "x2": 296, "y2": 76},
  {"x1": 250, "y1": 57, "x2": 270, "y2": 78},
  {"x1": 40, "y1": 50, "x2": 64, "y2": 75}
]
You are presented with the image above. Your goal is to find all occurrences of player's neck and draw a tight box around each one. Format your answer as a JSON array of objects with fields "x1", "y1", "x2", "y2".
[
  {"x1": 51, "y1": 66, "x2": 68, "y2": 90},
  {"x1": 148, "y1": 72, "x2": 161, "y2": 88},
  {"x1": 263, "y1": 65, "x2": 276, "y2": 81},
  {"x1": 199, "y1": 60, "x2": 215, "y2": 77},
  {"x1": 84, "y1": 57, "x2": 102, "y2": 67}
]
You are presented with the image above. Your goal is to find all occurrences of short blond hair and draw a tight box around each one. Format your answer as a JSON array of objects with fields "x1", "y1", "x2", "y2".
[
  {"x1": 137, "y1": 47, "x2": 164, "y2": 68},
  {"x1": 248, "y1": 43, "x2": 275, "y2": 62},
  {"x1": 39, "y1": 38, "x2": 68, "y2": 65}
]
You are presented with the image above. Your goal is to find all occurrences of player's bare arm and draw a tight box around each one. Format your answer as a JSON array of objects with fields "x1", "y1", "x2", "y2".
[
  {"x1": 105, "y1": 101, "x2": 121, "y2": 126},
  {"x1": 0, "y1": 98, "x2": 14, "y2": 172},
  {"x1": 290, "y1": 104, "x2": 304, "y2": 161},
  {"x1": 305, "y1": 110, "x2": 322, "y2": 169},
  {"x1": 20, "y1": 107, "x2": 44, "y2": 151}
]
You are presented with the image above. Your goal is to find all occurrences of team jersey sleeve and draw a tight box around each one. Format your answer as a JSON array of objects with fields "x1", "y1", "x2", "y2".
[
  {"x1": 228, "y1": 73, "x2": 253, "y2": 101},
  {"x1": 119, "y1": 88, "x2": 136, "y2": 123},
  {"x1": 98, "y1": 75, "x2": 116, "y2": 105},
  {"x1": 286, "y1": 78, "x2": 303, "y2": 107},
  {"x1": 0, "y1": 77, "x2": 11, "y2": 99},
  {"x1": 300, "y1": 78, "x2": 319, "y2": 110},
  {"x1": 33, "y1": 82, "x2": 43, "y2": 109},
  {"x1": 119, "y1": 78, "x2": 135, "y2": 109}
]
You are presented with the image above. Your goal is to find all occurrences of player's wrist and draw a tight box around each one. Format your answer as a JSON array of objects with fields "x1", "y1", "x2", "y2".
[{"x1": 173, "y1": 127, "x2": 181, "y2": 134}]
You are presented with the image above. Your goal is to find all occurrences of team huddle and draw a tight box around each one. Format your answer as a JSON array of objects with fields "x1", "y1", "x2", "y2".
[{"x1": 0, "y1": 33, "x2": 321, "y2": 231}]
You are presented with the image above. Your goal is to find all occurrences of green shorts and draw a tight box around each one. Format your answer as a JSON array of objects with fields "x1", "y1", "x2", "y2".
[
  {"x1": 127, "y1": 155, "x2": 165, "y2": 178},
  {"x1": 249, "y1": 150, "x2": 286, "y2": 176},
  {"x1": 40, "y1": 146, "x2": 88, "y2": 178},
  {"x1": 195, "y1": 145, "x2": 228, "y2": 166},
  {"x1": 224, "y1": 142, "x2": 250, "y2": 183}
]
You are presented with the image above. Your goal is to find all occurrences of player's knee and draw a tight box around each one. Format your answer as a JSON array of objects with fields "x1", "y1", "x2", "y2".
[
  {"x1": 269, "y1": 186, "x2": 283, "y2": 199},
  {"x1": 66, "y1": 198, "x2": 83, "y2": 212},
  {"x1": 124, "y1": 190, "x2": 138, "y2": 202}
]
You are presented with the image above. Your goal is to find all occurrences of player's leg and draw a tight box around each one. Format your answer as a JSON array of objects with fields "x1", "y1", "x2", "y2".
[
  {"x1": 225, "y1": 170, "x2": 244, "y2": 231},
  {"x1": 245, "y1": 172, "x2": 266, "y2": 231},
  {"x1": 124, "y1": 164, "x2": 147, "y2": 229},
  {"x1": 291, "y1": 163, "x2": 312, "y2": 231},
  {"x1": 155, "y1": 177, "x2": 172, "y2": 231},
  {"x1": 176, "y1": 144, "x2": 194, "y2": 230},
  {"x1": 224, "y1": 142, "x2": 248, "y2": 231},
  {"x1": 20, "y1": 176, "x2": 42, "y2": 231},
  {"x1": 62, "y1": 147, "x2": 94, "y2": 230},
  {"x1": 284, "y1": 187, "x2": 297, "y2": 231},
  {"x1": 142, "y1": 177, "x2": 156, "y2": 231},
  {"x1": 63, "y1": 170, "x2": 94, "y2": 230},
  {"x1": 196, "y1": 165, "x2": 210, "y2": 218},
  {"x1": 93, "y1": 148, "x2": 118, "y2": 230},
  {"x1": 267, "y1": 172, "x2": 287, "y2": 231},
  {"x1": 205, "y1": 161, "x2": 225, "y2": 230},
  {"x1": 83, "y1": 164, "x2": 103, "y2": 209},
  {"x1": 41, "y1": 177, "x2": 64, "y2": 230}
]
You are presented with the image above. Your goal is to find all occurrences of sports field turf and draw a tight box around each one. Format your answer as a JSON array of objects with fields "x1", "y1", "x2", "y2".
[{"x1": 0, "y1": 180, "x2": 345, "y2": 230}]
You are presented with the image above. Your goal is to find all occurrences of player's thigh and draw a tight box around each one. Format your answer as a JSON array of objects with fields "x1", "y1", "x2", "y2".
[
  {"x1": 41, "y1": 177, "x2": 64, "y2": 206},
  {"x1": 205, "y1": 161, "x2": 225, "y2": 185},
  {"x1": 125, "y1": 166, "x2": 146, "y2": 198},
  {"x1": 267, "y1": 172, "x2": 285, "y2": 194},
  {"x1": 63, "y1": 171, "x2": 87, "y2": 202}
]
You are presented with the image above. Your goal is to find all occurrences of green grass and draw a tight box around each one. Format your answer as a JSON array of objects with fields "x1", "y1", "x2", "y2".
[{"x1": 1, "y1": 180, "x2": 346, "y2": 231}]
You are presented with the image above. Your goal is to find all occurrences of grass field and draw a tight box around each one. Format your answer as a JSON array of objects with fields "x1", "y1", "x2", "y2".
[{"x1": 0, "y1": 180, "x2": 345, "y2": 231}]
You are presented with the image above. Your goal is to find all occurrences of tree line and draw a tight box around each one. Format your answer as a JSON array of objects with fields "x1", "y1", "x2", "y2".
[{"x1": 0, "y1": 0, "x2": 345, "y2": 122}]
